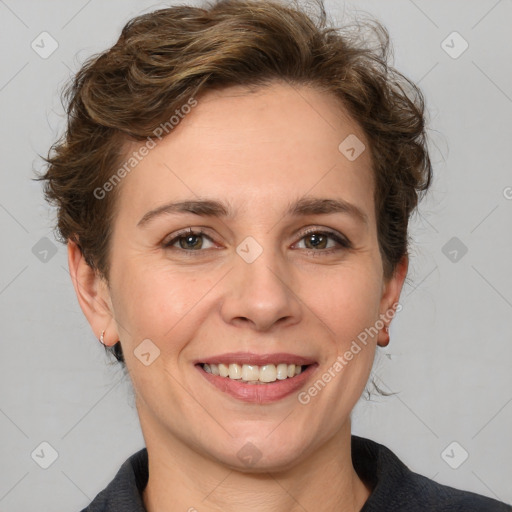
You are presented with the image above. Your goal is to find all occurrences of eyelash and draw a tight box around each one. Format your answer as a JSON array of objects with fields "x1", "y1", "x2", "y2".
[{"x1": 162, "y1": 227, "x2": 352, "y2": 257}]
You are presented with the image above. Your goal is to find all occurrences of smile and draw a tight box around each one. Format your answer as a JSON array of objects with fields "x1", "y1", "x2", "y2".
[
  {"x1": 195, "y1": 352, "x2": 318, "y2": 403},
  {"x1": 202, "y1": 362, "x2": 305, "y2": 383}
]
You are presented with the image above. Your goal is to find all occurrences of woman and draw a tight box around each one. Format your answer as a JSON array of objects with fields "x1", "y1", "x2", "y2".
[{"x1": 38, "y1": 0, "x2": 511, "y2": 510}]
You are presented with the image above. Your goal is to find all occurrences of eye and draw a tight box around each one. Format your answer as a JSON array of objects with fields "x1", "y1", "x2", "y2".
[
  {"x1": 163, "y1": 227, "x2": 352, "y2": 255},
  {"x1": 163, "y1": 228, "x2": 215, "y2": 251},
  {"x1": 294, "y1": 228, "x2": 352, "y2": 254}
]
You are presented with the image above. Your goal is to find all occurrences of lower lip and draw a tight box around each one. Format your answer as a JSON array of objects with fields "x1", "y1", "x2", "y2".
[{"x1": 196, "y1": 364, "x2": 318, "y2": 403}]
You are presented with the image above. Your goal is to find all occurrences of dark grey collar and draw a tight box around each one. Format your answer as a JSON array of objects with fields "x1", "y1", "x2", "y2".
[{"x1": 80, "y1": 435, "x2": 511, "y2": 511}]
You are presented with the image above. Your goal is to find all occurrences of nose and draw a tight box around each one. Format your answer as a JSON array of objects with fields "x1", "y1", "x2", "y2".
[{"x1": 220, "y1": 245, "x2": 303, "y2": 332}]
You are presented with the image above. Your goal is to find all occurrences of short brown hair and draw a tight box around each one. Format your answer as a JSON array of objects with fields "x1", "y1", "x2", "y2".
[{"x1": 36, "y1": 0, "x2": 432, "y2": 365}]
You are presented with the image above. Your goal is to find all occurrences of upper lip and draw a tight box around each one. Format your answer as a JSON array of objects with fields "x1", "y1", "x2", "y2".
[{"x1": 196, "y1": 352, "x2": 316, "y2": 366}]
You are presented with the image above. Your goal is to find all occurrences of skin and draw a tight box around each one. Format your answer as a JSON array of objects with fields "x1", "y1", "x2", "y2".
[{"x1": 69, "y1": 81, "x2": 408, "y2": 512}]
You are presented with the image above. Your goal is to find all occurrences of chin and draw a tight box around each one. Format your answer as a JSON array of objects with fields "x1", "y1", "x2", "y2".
[
  {"x1": 214, "y1": 448, "x2": 307, "y2": 474},
  {"x1": 201, "y1": 429, "x2": 313, "y2": 474}
]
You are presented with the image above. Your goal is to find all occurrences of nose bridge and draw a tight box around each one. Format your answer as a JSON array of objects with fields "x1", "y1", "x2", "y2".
[
  {"x1": 220, "y1": 234, "x2": 302, "y2": 330},
  {"x1": 237, "y1": 236, "x2": 291, "y2": 302},
  {"x1": 241, "y1": 245, "x2": 286, "y2": 294}
]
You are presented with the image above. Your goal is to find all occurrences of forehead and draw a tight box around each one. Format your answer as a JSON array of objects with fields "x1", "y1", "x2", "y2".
[
  {"x1": 115, "y1": 81, "x2": 375, "y2": 223},
  {"x1": 177, "y1": 81, "x2": 368, "y2": 153}
]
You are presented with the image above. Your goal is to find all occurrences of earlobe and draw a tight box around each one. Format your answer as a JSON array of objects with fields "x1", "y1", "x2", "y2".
[
  {"x1": 67, "y1": 240, "x2": 119, "y2": 346},
  {"x1": 377, "y1": 254, "x2": 408, "y2": 347}
]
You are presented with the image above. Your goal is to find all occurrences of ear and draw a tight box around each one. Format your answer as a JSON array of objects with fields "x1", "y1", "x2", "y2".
[
  {"x1": 377, "y1": 254, "x2": 408, "y2": 347},
  {"x1": 67, "y1": 240, "x2": 119, "y2": 346}
]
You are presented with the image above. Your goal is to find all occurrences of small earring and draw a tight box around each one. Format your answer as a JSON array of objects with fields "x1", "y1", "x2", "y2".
[
  {"x1": 99, "y1": 330, "x2": 106, "y2": 345},
  {"x1": 380, "y1": 325, "x2": 390, "y2": 347}
]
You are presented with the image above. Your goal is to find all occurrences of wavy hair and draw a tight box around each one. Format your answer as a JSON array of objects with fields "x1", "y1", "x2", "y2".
[{"x1": 36, "y1": 0, "x2": 432, "y2": 368}]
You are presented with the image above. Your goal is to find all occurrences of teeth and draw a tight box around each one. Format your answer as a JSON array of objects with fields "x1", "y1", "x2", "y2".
[
  {"x1": 218, "y1": 363, "x2": 229, "y2": 377},
  {"x1": 228, "y1": 363, "x2": 242, "y2": 380},
  {"x1": 276, "y1": 363, "x2": 288, "y2": 380},
  {"x1": 202, "y1": 363, "x2": 305, "y2": 383},
  {"x1": 241, "y1": 364, "x2": 260, "y2": 381},
  {"x1": 259, "y1": 364, "x2": 277, "y2": 383}
]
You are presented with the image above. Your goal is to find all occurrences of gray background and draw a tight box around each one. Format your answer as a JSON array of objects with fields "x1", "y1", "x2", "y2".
[{"x1": 0, "y1": 0, "x2": 511, "y2": 510}]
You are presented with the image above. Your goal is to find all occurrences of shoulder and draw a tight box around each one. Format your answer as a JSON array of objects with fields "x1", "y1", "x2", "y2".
[
  {"x1": 352, "y1": 435, "x2": 511, "y2": 512},
  {"x1": 398, "y1": 472, "x2": 511, "y2": 511},
  {"x1": 78, "y1": 448, "x2": 149, "y2": 512}
]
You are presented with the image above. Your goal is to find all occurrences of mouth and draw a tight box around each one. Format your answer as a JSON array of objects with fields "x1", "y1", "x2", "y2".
[
  {"x1": 200, "y1": 362, "x2": 309, "y2": 383},
  {"x1": 195, "y1": 353, "x2": 318, "y2": 403}
]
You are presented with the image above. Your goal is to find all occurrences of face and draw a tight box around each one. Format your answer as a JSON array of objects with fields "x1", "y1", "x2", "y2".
[{"x1": 73, "y1": 81, "x2": 406, "y2": 472}]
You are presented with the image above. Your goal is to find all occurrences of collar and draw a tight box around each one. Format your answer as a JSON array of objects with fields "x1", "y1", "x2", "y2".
[{"x1": 81, "y1": 435, "x2": 510, "y2": 511}]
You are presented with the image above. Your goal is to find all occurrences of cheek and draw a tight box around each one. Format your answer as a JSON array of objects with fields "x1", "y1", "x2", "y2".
[
  {"x1": 305, "y1": 264, "x2": 382, "y2": 342},
  {"x1": 111, "y1": 259, "x2": 217, "y2": 344},
  {"x1": 111, "y1": 241, "x2": 384, "y2": 355}
]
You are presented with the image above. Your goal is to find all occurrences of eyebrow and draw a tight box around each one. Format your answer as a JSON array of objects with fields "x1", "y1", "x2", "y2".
[{"x1": 137, "y1": 196, "x2": 369, "y2": 228}]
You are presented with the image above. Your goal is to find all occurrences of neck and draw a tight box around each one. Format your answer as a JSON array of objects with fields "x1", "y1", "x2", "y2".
[{"x1": 141, "y1": 420, "x2": 372, "y2": 512}]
